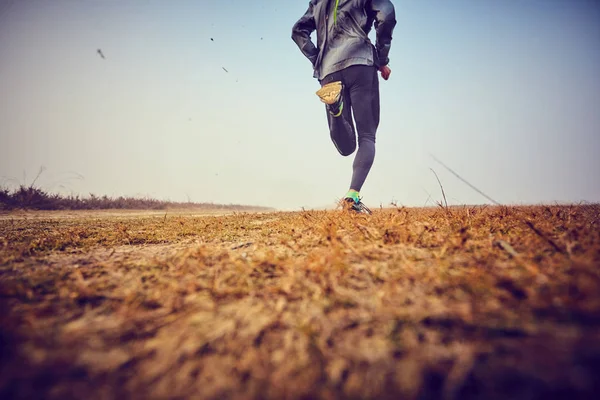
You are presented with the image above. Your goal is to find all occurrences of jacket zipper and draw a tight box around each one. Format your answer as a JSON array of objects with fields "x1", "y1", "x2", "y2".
[{"x1": 333, "y1": 0, "x2": 340, "y2": 26}]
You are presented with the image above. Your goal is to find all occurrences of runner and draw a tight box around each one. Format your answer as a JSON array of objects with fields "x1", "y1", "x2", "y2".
[{"x1": 292, "y1": 0, "x2": 397, "y2": 214}]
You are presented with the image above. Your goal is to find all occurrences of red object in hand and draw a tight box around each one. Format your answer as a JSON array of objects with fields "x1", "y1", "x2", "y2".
[{"x1": 379, "y1": 65, "x2": 391, "y2": 80}]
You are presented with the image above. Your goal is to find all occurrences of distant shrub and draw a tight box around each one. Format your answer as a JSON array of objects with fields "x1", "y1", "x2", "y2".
[{"x1": 0, "y1": 185, "x2": 273, "y2": 212}]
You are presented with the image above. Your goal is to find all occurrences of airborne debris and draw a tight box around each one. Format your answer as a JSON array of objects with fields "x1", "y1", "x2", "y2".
[
  {"x1": 97, "y1": 49, "x2": 105, "y2": 59},
  {"x1": 222, "y1": 67, "x2": 229, "y2": 73}
]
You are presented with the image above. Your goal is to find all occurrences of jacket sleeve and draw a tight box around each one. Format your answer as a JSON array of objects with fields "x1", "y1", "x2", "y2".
[
  {"x1": 368, "y1": 0, "x2": 397, "y2": 66},
  {"x1": 291, "y1": 1, "x2": 318, "y2": 67}
]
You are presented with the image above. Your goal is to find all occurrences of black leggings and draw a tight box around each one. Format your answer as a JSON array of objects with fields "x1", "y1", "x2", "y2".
[{"x1": 319, "y1": 65, "x2": 380, "y2": 192}]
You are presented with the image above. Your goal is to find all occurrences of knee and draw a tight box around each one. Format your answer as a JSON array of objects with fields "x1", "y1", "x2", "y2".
[
  {"x1": 358, "y1": 133, "x2": 376, "y2": 147},
  {"x1": 334, "y1": 139, "x2": 356, "y2": 156},
  {"x1": 338, "y1": 144, "x2": 356, "y2": 156}
]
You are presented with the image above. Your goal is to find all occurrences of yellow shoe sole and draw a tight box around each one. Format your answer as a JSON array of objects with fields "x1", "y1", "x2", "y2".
[{"x1": 316, "y1": 81, "x2": 342, "y2": 105}]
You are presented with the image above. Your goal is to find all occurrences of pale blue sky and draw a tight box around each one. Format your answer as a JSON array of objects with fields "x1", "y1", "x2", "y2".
[{"x1": 1, "y1": 0, "x2": 599, "y2": 210}]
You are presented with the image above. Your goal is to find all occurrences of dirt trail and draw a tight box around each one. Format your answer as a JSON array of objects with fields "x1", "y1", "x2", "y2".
[{"x1": 0, "y1": 207, "x2": 275, "y2": 221}]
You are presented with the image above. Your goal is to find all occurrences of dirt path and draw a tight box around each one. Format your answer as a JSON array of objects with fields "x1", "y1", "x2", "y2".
[{"x1": 0, "y1": 208, "x2": 276, "y2": 221}]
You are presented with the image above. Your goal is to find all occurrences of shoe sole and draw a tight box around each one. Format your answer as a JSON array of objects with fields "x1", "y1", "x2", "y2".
[{"x1": 316, "y1": 81, "x2": 342, "y2": 105}]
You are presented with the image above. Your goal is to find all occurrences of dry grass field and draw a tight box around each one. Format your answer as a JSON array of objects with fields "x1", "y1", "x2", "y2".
[{"x1": 1, "y1": 204, "x2": 599, "y2": 399}]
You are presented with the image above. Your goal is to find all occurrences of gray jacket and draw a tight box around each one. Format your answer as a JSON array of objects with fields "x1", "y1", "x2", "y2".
[{"x1": 292, "y1": 0, "x2": 396, "y2": 80}]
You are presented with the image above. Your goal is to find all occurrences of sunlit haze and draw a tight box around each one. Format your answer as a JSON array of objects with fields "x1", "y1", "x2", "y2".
[{"x1": 1, "y1": 0, "x2": 599, "y2": 210}]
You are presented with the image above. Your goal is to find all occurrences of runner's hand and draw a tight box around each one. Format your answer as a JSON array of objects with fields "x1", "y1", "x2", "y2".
[{"x1": 379, "y1": 65, "x2": 391, "y2": 80}]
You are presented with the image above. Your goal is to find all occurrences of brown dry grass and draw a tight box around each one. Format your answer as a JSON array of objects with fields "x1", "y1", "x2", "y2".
[{"x1": 1, "y1": 204, "x2": 599, "y2": 399}]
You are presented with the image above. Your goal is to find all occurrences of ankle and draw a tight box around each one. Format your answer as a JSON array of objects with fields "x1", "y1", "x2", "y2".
[{"x1": 345, "y1": 189, "x2": 360, "y2": 202}]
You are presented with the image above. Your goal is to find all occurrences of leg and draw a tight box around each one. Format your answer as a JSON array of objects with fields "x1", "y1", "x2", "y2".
[
  {"x1": 346, "y1": 66, "x2": 380, "y2": 192},
  {"x1": 319, "y1": 73, "x2": 357, "y2": 156}
]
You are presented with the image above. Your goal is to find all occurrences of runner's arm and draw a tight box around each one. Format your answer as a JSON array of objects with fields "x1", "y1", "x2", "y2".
[
  {"x1": 292, "y1": 2, "x2": 318, "y2": 67},
  {"x1": 368, "y1": 0, "x2": 397, "y2": 67}
]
